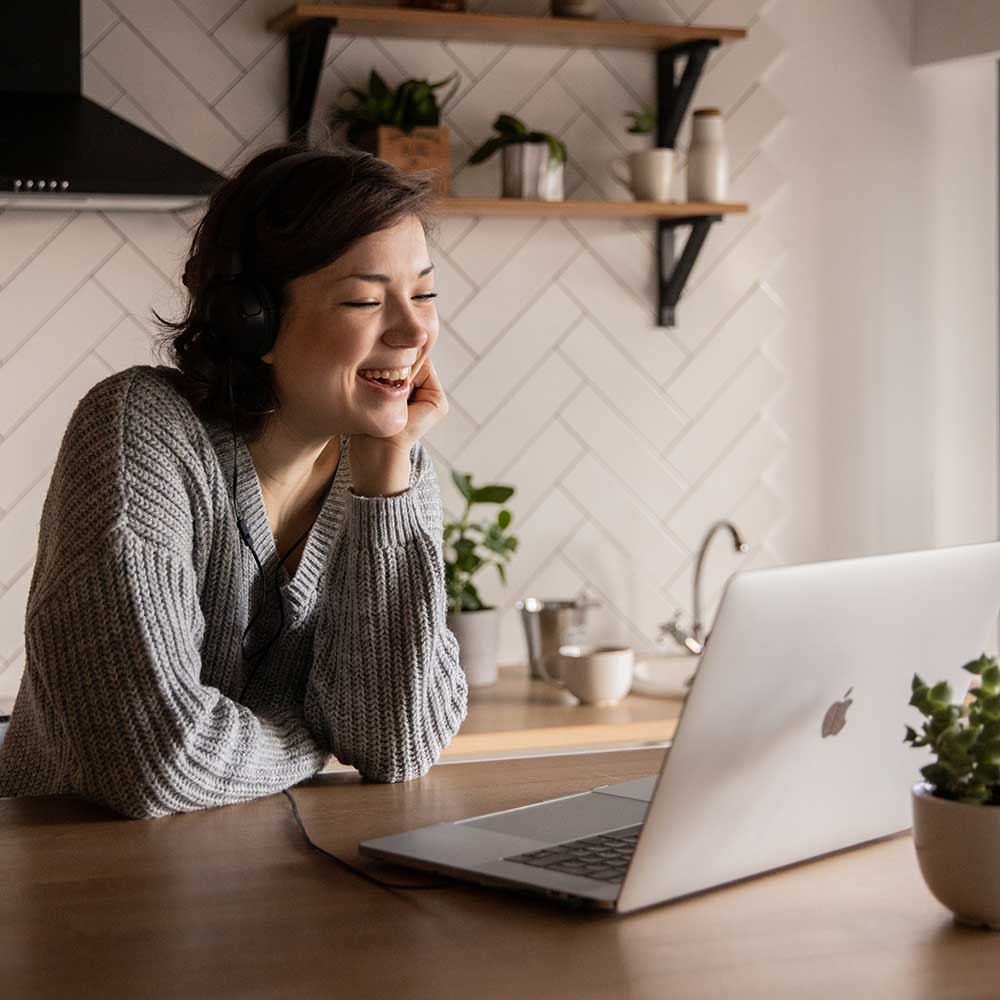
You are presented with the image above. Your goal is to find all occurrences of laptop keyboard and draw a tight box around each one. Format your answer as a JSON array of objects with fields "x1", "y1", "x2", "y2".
[{"x1": 503, "y1": 823, "x2": 643, "y2": 883}]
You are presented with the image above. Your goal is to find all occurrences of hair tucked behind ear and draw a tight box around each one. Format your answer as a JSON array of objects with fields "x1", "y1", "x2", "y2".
[{"x1": 151, "y1": 138, "x2": 438, "y2": 444}]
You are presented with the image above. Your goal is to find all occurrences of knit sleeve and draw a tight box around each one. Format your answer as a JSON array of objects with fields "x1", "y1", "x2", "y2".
[
  {"x1": 305, "y1": 440, "x2": 469, "y2": 782},
  {"x1": 21, "y1": 526, "x2": 330, "y2": 820}
]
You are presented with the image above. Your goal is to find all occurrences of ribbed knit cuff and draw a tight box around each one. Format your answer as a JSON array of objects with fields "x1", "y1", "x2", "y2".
[{"x1": 346, "y1": 488, "x2": 426, "y2": 547}]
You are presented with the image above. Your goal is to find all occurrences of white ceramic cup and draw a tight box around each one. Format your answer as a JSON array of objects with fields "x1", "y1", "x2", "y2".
[
  {"x1": 557, "y1": 644, "x2": 635, "y2": 706},
  {"x1": 607, "y1": 149, "x2": 674, "y2": 202}
]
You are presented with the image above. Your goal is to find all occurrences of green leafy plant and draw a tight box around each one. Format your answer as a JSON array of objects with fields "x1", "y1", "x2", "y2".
[
  {"x1": 331, "y1": 69, "x2": 461, "y2": 145},
  {"x1": 444, "y1": 471, "x2": 519, "y2": 613},
  {"x1": 904, "y1": 653, "x2": 1000, "y2": 805},
  {"x1": 467, "y1": 113, "x2": 568, "y2": 167},
  {"x1": 625, "y1": 107, "x2": 656, "y2": 135}
]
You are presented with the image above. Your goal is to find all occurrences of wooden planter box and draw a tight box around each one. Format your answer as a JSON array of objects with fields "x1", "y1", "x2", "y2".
[{"x1": 356, "y1": 125, "x2": 451, "y2": 195}]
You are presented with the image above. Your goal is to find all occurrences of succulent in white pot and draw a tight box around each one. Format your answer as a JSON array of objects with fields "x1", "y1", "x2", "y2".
[
  {"x1": 444, "y1": 471, "x2": 519, "y2": 688},
  {"x1": 905, "y1": 654, "x2": 1000, "y2": 929}
]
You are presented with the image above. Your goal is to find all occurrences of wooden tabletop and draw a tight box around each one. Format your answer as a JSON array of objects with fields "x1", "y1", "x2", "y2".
[{"x1": 2, "y1": 747, "x2": 998, "y2": 999}]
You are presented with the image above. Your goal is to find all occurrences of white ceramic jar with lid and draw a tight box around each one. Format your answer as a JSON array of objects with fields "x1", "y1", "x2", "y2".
[{"x1": 686, "y1": 107, "x2": 728, "y2": 202}]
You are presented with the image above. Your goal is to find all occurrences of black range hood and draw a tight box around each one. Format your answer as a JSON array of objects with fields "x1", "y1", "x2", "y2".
[{"x1": 0, "y1": 3, "x2": 225, "y2": 211}]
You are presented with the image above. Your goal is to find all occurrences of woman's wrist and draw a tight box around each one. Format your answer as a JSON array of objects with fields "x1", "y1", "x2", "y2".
[{"x1": 349, "y1": 440, "x2": 412, "y2": 497}]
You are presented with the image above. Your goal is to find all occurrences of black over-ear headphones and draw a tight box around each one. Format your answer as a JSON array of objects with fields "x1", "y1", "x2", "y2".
[
  {"x1": 203, "y1": 149, "x2": 327, "y2": 360},
  {"x1": 201, "y1": 149, "x2": 341, "y2": 703}
]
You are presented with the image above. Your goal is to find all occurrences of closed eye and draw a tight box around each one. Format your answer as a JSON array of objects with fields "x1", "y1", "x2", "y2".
[{"x1": 343, "y1": 292, "x2": 438, "y2": 308}]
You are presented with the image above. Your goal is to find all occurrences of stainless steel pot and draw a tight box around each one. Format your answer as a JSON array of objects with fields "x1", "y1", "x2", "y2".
[{"x1": 515, "y1": 591, "x2": 601, "y2": 683}]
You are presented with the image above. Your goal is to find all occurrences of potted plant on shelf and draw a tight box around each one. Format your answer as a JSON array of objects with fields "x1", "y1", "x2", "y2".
[
  {"x1": 467, "y1": 113, "x2": 567, "y2": 201},
  {"x1": 330, "y1": 69, "x2": 460, "y2": 194},
  {"x1": 607, "y1": 106, "x2": 675, "y2": 203},
  {"x1": 444, "y1": 470, "x2": 519, "y2": 688},
  {"x1": 905, "y1": 654, "x2": 1000, "y2": 929}
]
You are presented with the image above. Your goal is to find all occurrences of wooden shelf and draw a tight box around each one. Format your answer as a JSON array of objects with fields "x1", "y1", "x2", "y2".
[
  {"x1": 432, "y1": 196, "x2": 748, "y2": 219},
  {"x1": 267, "y1": 3, "x2": 751, "y2": 326},
  {"x1": 268, "y1": 4, "x2": 746, "y2": 49}
]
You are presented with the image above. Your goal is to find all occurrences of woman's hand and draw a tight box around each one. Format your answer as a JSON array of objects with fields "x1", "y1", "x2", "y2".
[{"x1": 349, "y1": 356, "x2": 449, "y2": 497}]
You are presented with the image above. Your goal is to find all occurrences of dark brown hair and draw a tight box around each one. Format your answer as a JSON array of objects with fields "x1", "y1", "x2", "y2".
[{"x1": 152, "y1": 139, "x2": 438, "y2": 443}]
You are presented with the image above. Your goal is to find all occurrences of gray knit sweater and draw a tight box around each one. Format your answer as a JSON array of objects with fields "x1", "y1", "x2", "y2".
[{"x1": 0, "y1": 364, "x2": 468, "y2": 819}]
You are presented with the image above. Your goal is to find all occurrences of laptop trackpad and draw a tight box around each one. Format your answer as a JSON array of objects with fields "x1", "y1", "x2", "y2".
[{"x1": 460, "y1": 791, "x2": 648, "y2": 845}]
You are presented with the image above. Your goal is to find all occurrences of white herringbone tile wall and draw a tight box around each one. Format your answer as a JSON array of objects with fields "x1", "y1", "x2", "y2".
[{"x1": 0, "y1": 0, "x2": 791, "y2": 695}]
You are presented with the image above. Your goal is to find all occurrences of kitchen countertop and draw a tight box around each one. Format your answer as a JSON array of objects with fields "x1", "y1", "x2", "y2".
[
  {"x1": 321, "y1": 662, "x2": 682, "y2": 770},
  {"x1": 0, "y1": 664, "x2": 684, "y2": 770}
]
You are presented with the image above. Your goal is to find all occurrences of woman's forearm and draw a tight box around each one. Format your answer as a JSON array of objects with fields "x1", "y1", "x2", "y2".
[{"x1": 304, "y1": 443, "x2": 469, "y2": 780}]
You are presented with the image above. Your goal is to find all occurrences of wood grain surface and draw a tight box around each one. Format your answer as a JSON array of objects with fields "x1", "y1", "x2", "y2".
[{"x1": 3, "y1": 747, "x2": 999, "y2": 999}]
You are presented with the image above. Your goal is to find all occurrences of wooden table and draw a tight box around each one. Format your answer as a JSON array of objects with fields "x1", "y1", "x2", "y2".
[{"x1": 2, "y1": 747, "x2": 999, "y2": 999}]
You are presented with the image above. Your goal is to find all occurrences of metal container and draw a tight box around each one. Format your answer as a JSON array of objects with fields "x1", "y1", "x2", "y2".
[
  {"x1": 501, "y1": 143, "x2": 564, "y2": 201},
  {"x1": 516, "y1": 593, "x2": 600, "y2": 683}
]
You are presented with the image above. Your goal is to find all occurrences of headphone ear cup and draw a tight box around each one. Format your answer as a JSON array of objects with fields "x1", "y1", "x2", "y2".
[
  {"x1": 243, "y1": 277, "x2": 278, "y2": 358},
  {"x1": 204, "y1": 277, "x2": 278, "y2": 358}
]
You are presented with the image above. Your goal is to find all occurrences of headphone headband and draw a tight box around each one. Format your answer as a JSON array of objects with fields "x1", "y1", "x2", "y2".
[
  {"x1": 202, "y1": 149, "x2": 328, "y2": 361},
  {"x1": 213, "y1": 149, "x2": 329, "y2": 281}
]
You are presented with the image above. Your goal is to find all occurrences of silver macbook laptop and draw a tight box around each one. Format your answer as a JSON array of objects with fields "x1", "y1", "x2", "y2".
[{"x1": 360, "y1": 542, "x2": 1000, "y2": 915}]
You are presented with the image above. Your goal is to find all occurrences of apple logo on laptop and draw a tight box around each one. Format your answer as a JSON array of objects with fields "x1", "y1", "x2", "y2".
[{"x1": 821, "y1": 688, "x2": 854, "y2": 738}]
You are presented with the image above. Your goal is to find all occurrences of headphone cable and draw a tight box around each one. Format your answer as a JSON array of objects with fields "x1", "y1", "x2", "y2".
[{"x1": 281, "y1": 787, "x2": 467, "y2": 891}]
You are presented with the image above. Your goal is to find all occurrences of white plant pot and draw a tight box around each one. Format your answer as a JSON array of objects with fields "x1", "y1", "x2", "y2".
[
  {"x1": 912, "y1": 782, "x2": 1000, "y2": 930},
  {"x1": 447, "y1": 607, "x2": 499, "y2": 688}
]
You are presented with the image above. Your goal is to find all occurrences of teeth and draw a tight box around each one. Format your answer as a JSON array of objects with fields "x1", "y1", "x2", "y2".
[{"x1": 359, "y1": 366, "x2": 410, "y2": 381}]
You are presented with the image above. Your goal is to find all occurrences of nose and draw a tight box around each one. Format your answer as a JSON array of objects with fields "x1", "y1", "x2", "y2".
[{"x1": 384, "y1": 300, "x2": 431, "y2": 354}]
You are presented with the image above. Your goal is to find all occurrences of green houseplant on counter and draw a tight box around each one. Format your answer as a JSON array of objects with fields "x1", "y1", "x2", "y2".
[
  {"x1": 330, "y1": 69, "x2": 460, "y2": 193},
  {"x1": 444, "y1": 470, "x2": 519, "y2": 688},
  {"x1": 467, "y1": 113, "x2": 567, "y2": 201},
  {"x1": 905, "y1": 654, "x2": 1000, "y2": 929}
]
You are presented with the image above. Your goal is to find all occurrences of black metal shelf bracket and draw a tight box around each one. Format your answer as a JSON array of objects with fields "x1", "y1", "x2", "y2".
[
  {"x1": 288, "y1": 19, "x2": 333, "y2": 141},
  {"x1": 654, "y1": 39, "x2": 722, "y2": 327}
]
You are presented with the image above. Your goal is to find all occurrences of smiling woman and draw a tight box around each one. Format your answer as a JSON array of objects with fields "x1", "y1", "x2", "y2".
[{"x1": 0, "y1": 143, "x2": 468, "y2": 819}]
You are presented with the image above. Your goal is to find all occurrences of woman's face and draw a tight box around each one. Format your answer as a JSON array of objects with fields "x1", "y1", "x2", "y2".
[{"x1": 261, "y1": 213, "x2": 438, "y2": 441}]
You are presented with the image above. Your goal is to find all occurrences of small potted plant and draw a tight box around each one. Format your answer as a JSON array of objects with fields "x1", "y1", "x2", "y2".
[
  {"x1": 607, "y1": 107, "x2": 675, "y2": 202},
  {"x1": 467, "y1": 113, "x2": 567, "y2": 201},
  {"x1": 444, "y1": 470, "x2": 519, "y2": 688},
  {"x1": 905, "y1": 654, "x2": 1000, "y2": 929},
  {"x1": 330, "y1": 69, "x2": 460, "y2": 194}
]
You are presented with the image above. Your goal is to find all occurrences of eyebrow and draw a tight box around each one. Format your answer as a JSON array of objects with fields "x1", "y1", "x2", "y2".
[{"x1": 342, "y1": 263, "x2": 435, "y2": 283}]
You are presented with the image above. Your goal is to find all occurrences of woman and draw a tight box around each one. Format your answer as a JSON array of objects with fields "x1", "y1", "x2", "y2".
[{"x1": 0, "y1": 143, "x2": 469, "y2": 819}]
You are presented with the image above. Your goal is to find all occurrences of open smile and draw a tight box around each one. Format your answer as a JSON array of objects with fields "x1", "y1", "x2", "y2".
[{"x1": 357, "y1": 365, "x2": 411, "y2": 398}]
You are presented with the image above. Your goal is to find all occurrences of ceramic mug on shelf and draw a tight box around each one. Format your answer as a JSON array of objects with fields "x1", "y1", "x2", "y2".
[
  {"x1": 557, "y1": 644, "x2": 635, "y2": 706},
  {"x1": 608, "y1": 149, "x2": 674, "y2": 202}
]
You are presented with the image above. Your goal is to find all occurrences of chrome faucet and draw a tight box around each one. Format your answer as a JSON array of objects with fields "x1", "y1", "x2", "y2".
[{"x1": 658, "y1": 520, "x2": 748, "y2": 655}]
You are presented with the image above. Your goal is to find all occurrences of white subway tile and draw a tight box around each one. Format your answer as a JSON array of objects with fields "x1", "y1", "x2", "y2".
[
  {"x1": 561, "y1": 453, "x2": 686, "y2": 585},
  {"x1": 92, "y1": 23, "x2": 241, "y2": 169},
  {"x1": 561, "y1": 386, "x2": 687, "y2": 515},
  {"x1": 0, "y1": 214, "x2": 121, "y2": 359},
  {"x1": 452, "y1": 283, "x2": 580, "y2": 423},
  {"x1": 667, "y1": 354, "x2": 782, "y2": 482},
  {"x1": 112, "y1": 0, "x2": 243, "y2": 104},
  {"x1": 95, "y1": 316, "x2": 158, "y2": 372},
  {"x1": 450, "y1": 219, "x2": 579, "y2": 354},
  {"x1": 560, "y1": 316, "x2": 685, "y2": 450},
  {"x1": 0, "y1": 358, "x2": 112, "y2": 512},
  {"x1": 0, "y1": 283, "x2": 122, "y2": 436},
  {"x1": 453, "y1": 351, "x2": 581, "y2": 481},
  {"x1": 0, "y1": 474, "x2": 48, "y2": 588}
]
